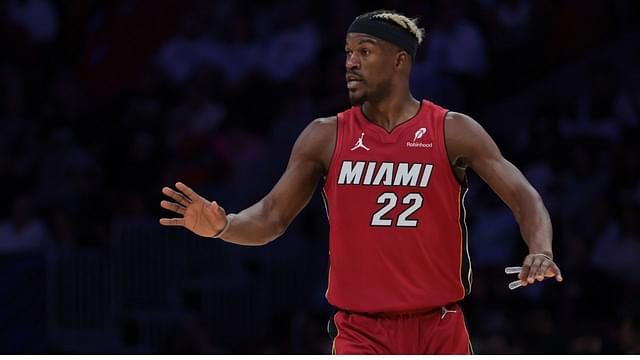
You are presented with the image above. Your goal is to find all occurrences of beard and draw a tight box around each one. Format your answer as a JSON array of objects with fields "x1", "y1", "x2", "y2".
[
  {"x1": 348, "y1": 90, "x2": 366, "y2": 105},
  {"x1": 348, "y1": 85, "x2": 391, "y2": 106}
]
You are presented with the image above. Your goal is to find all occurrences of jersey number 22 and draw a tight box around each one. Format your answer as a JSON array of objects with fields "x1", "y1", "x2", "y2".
[{"x1": 370, "y1": 192, "x2": 423, "y2": 227}]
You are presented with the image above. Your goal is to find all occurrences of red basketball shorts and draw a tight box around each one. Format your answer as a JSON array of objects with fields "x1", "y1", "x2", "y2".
[{"x1": 328, "y1": 303, "x2": 472, "y2": 355}]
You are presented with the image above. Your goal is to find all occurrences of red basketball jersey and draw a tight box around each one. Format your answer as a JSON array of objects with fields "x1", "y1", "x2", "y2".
[{"x1": 322, "y1": 100, "x2": 472, "y2": 313}]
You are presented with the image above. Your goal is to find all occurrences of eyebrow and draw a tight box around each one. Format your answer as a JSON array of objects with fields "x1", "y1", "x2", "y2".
[{"x1": 358, "y1": 38, "x2": 377, "y2": 45}]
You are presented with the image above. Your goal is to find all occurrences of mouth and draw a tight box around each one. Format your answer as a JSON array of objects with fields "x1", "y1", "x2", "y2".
[{"x1": 346, "y1": 74, "x2": 364, "y2": 90}]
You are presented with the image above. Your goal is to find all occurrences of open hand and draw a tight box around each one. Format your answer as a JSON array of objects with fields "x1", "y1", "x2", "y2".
[{"x1": 159, "y1": 182, "x2": 227, "y2": 237}]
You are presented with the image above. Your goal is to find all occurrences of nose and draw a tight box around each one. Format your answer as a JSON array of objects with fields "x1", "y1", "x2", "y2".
[{"x1": 346, "y1": 54, "x2": 360, "y2": 71}]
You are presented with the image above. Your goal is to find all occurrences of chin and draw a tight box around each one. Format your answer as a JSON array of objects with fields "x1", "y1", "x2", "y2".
[{"x1": 349, "y1": 92, "x2": 365, "y2": 106}]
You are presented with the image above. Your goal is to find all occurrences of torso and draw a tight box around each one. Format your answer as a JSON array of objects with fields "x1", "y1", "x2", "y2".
[{"x1": 321, "y1": 99, "x2": 472, "y2": 313}]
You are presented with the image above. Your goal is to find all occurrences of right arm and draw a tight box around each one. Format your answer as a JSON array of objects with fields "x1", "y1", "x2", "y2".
[{"x1": 160, "y1": 117, "x2": 336, "y2": 246}]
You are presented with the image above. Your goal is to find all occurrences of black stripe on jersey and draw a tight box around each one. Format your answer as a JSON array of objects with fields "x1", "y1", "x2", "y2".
[
  {"x1": 327, "y1": 309, "x2": 339, "y2": 354},
  {"x1": 457, "y1": 302, "x2": 475, "y2": 354},
  {"x1": 459, "y1": 186, "x2": 472, "y2": 295},
  {"x1": 321, "y1": 188, "x2": 330, "y2": 221}
]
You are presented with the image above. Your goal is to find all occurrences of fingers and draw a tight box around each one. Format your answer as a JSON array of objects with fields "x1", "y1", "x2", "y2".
[
  {"x1": 519, "y1": 255, "x2": 534, "y2": 285},
  {"x1": 160, "y1": 200, "x2": 186, "y2": 215},
  {"x1": 159, "y1": 218, "x2": 185, "y2": 227},
  {"x1": 547, "y1": 262, "x2": 563, "y2": 282},
  {"x1": 519, "y1": 255, "x2": 544, "y2": 286},
  {"x1": 518, "y1": 254, "x2": 564, "y2": 287},
  {"x1": 537, "y1": 258, "x2": 563, "y2": 282},
  {"x1": 526, "y1": 256, "x2": 544, "y2": 284},
  {"x1": 162, "y1": 186, "x2": 192, "y2": 206},
  {"x1": 175, "y1": 182, "x2": 197, "y2": 199},
  {"x1": 535, "y1": 258, "x2": 549, "y2": 281}
]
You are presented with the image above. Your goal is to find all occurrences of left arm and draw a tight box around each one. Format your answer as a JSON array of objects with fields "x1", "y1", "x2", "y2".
[{"x1": 445, "y1": 112, "x2": 563, "y2": 286}]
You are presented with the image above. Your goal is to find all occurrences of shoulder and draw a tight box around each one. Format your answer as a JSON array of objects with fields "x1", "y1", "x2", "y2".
[
  {"x1": 292, "y1": 116, "x2": 337, "y2": 172},
  {"x1": 445, "y1": 111, "x2": 486, "y2": 142},
  {"x1": 445, "y1": 111, "x2": 476, "y2": 126},
  {"x1": 311, "y1": 115, "x2": 337, "y2": 127},
  {"x1": 304, "y1": 116, "x2": 337, "y2": 141},
  {"x1": 444, "y1": 111, "x2": 502, "y2": 166}
]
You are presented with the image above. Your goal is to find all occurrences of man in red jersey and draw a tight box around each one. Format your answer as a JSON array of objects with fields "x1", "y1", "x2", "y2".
[{"x1": 159, "y1": 10, "x2": 563, "y2": 354}]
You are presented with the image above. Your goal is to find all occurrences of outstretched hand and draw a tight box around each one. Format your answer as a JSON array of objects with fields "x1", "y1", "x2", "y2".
[
  {"x1": 159, "y1": 182, "x2": 227, "y2": 237},
  {"x1": 518, "y1": 253, "x2": 563, "y2": 287}
]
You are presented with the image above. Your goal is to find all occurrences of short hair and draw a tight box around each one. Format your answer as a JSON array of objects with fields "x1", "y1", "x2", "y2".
[{"x1": 363, "y1": 10, "x2": 425, "y2": 45}]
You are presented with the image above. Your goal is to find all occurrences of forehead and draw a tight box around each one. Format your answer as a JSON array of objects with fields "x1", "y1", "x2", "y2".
[{"x1": 345, "y1": 33, "x2": 383, "y2": 47}]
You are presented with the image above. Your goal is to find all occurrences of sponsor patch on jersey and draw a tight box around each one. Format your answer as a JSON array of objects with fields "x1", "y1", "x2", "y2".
[{"x1": 407, "y1": 127, "x2": 432, "y2": 148}]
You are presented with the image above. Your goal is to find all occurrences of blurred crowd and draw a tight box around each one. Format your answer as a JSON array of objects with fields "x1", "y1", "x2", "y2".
[{"x1": 1, "y1": 0, "x2": 639, "y2": 354}]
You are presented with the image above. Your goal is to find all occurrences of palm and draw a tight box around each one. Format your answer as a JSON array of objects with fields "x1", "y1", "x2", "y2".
[
  {"x1": 183, "y1": 200, "x2": 223, "y2": 237},
  {"x1": 160, "y1": 182, "x2": 227, "y2": 237}
]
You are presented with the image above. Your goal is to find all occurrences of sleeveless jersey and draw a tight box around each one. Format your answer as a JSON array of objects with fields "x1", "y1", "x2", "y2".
[{"x1": 322, "y1": 100, "x2": 472, "y2": 313}]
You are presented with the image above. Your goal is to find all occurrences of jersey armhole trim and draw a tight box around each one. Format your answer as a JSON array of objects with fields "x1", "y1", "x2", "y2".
[
  {"x1": 442, "y1": 110, "x2": 469, "y2": 188},
  {"x1": 325, "y1": 113, "x2": 343, "y2": 183}
]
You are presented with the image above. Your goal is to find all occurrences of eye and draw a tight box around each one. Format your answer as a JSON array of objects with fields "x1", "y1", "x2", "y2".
[
  {"x1": 360, "y1": 48, "x2": 370, "y2": 56},
  {"x1": 345, "y1": 49, "x2": 353, "y2": 57}
]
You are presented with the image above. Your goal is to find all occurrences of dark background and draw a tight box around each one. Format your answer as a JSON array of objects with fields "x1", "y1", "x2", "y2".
[{"x1": 1, "y1": 0, "x2": 639, "y2": 354}]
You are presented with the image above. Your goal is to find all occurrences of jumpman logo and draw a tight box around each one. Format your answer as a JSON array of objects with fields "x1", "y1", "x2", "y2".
[
  {"x1": 350, "y1": 132, "x2": 370, "y2": 151},
  {"x1": 440, "y1": 306, "x2": 458, "y2": 320}
]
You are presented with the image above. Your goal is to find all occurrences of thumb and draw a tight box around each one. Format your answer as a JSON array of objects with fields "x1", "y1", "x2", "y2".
[
  {"x1": 211, "y1": 201, "x2": 225, "y2": 215},
  {"x1": 543, "y1": 268, "x2": 556, "y2": 277},
  {"x1": 544, "y1": 267, "x2": 563, "y2": 281}
]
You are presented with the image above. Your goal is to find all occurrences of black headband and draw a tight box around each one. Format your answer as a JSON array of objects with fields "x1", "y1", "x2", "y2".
[{"x1": 347, "y1": 15, "x2": 419, "y2": 58}]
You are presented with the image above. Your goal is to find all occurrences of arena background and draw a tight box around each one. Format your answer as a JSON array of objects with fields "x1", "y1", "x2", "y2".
[{"x1": 1, "y1": 0, "x2": 639, "y2": 354}]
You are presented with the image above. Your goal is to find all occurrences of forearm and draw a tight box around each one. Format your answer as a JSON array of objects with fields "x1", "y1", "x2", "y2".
[
  {"x1": 211, "y1": 120, "x2": 327, "y2": 245},
  {"x1": 217, "y1": 198, "x2": 287, "y2": 246},
  {"x1": 512, "y1": 188, "x2": 554, "y2": 257}
]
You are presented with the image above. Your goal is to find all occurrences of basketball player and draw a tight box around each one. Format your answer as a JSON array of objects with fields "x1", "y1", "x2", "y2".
[{"x1": 160, "y1": 10, "x2": 563, "y2": 354}]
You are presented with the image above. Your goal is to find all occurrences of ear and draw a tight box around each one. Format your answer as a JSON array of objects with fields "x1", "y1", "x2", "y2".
[{"x1": 395, "y1": 51, "x2": 408, "y2": 70}]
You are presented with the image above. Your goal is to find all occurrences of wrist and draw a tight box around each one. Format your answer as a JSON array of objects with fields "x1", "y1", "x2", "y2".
[
  {"x1": 212, "y1": 215, "x2": 232, "y2": 239},
  {"x1": 529, "y1": 251, "x2": 553, "y2": 261}
]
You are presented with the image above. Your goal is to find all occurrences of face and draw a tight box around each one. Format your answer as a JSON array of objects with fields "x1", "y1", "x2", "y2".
[{"x1": 345, "y1": 33, "x2": 397, "y2": 105}]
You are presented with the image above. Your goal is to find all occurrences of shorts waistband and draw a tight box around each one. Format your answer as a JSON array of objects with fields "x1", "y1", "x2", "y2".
[{"x1": 338, "y1": 302, "x2": 459, "y2": 320}]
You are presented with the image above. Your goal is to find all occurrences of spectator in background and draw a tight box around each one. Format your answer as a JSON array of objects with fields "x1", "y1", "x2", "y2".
[
  {"x1": 620, "y1": 313, "x2": 640, "y2": 354},
  {"x1": 489, "y1": 0, "x2": 535, "y2": 93},
  {"x1": 591, "y1": 203, "x2": 640, "y2": 283},
  {"x1": 495, "y1": 0, "x2": 532, "y2": 44},
  {"x1": 7, "y1": 0, "x2": 58, "y2": 43},
  {"x1": 157, "y1": 3, "x2": 320, "y2": 87},
  {"x1": 0, "y1": 195, "x2": 50, "y2": 254},
  {"x1": 424, "y1": 1, "x2": 487, "y2": 78},
  {"x1": 0, "y1": 196, "x2": 49, "y2": 353},
  {"x1": 165, "y1": 288, "x2": 219, "y2": 354},
  {"x1": 412, "y1": 0, "x2": 487, "y2": 111},
  {"x1": 469, "y1": 189, "x2": 519, "y2": 267},
  {"x1": 35, "y1": 128, "x2": 101, "y2": 215},
  {"x1": 562, "y1": 61, "x2": 625, "y2": 142}
]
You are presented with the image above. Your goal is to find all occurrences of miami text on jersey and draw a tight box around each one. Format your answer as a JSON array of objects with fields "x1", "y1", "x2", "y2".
[{"x1": 337, "y1": 161, "x2": 434, "y2": 188}]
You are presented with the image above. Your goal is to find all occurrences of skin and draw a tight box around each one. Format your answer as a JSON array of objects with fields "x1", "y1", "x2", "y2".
[{"x1": 160, "y1": 32, "x2": 562, "y2": 287}]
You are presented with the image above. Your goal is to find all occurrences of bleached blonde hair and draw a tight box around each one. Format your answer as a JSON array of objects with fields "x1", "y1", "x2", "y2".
[{"x1": 369, "y1": 10, "x2": 425, "y2": 45}]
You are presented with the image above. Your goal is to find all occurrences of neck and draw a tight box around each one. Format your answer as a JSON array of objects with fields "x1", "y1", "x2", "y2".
[{"x1": 362, "y1": 92, "x2": 420, "y2": 133}]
